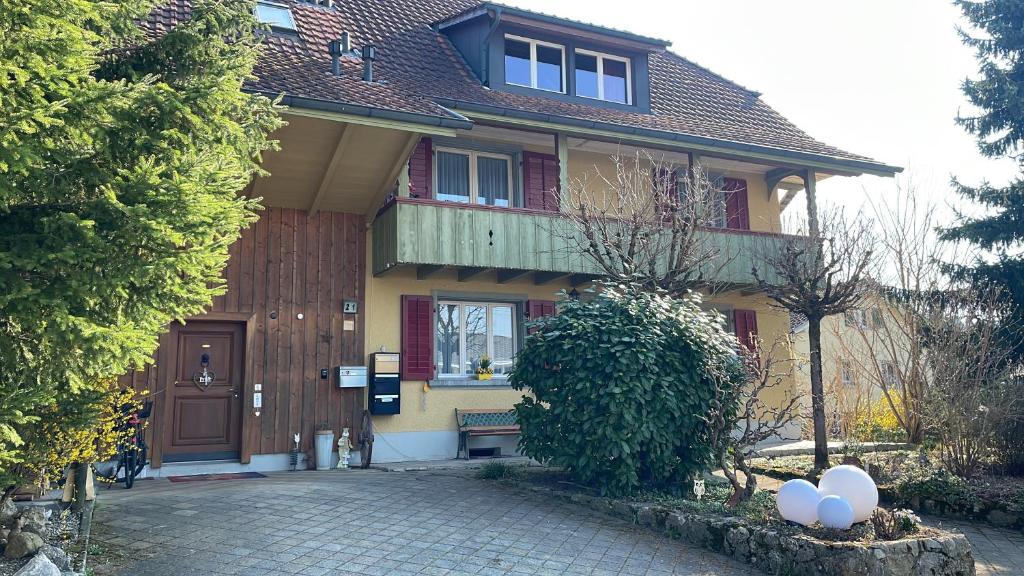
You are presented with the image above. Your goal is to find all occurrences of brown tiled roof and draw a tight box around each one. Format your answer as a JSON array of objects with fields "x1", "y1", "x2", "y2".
[{"x1": 145, "y1": 0, "x2": 896, "y2": 172}]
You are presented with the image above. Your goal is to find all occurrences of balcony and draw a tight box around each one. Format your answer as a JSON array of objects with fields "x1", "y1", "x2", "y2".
[{"x1": 372, "y1": 198, "x2": 791, "y2": 286}]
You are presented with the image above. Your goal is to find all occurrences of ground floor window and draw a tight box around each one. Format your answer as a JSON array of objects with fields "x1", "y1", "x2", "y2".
[{"x1": 435, "y1": 301, "x2": 517, "y2": 377}]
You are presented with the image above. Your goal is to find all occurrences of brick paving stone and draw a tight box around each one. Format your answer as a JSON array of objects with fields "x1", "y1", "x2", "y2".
[
  {"x1": 92, "y1": 470, "x2": 756, "y2": 575},
  {"x1": 920, "y1": 516, "x2": 1024, "y2": 576}
]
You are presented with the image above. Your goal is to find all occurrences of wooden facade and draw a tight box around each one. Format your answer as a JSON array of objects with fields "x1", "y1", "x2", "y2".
[{"x1": 121, "y1": 207, "x2": 366, "y2": 467}]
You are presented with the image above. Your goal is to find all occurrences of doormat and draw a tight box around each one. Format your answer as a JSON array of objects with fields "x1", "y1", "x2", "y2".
[{"x1": 167, "y1": 472, "x2": 266, "y2": 483}]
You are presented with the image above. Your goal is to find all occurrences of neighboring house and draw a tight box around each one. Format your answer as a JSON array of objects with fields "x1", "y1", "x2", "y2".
[
  {"x1": 791, "y1": 299, "x2": 896, "y2": 437},
  {"x1": 122, "y1": 0, "x2": 899, "y2": 472}
]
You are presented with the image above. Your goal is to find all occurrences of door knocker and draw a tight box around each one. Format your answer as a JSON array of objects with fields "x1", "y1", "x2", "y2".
[{"x1": 192, "y1": 352, "x2": 216, "y2": 391}]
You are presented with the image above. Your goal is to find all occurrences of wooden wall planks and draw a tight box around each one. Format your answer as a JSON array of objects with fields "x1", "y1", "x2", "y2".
[{"x1": 121, "y1": 207, "x2": 366, "y2": 464}]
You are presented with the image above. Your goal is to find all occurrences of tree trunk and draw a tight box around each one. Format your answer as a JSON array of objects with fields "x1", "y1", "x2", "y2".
[{"x1": 808, "y1": 317, "x2": 829, "y2": 470}]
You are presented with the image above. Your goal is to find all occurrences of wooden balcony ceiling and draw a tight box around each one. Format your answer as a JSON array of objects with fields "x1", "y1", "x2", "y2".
[{"x1": 251, "y1": 114, "x2": 415, "y2": 215}]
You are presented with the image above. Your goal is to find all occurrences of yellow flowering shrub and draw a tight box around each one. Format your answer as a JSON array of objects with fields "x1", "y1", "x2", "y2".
[
  {"x1": 851, "y1": 395, "x2": 904, "y2": 442},
  {"x1": 4, "y1": 384, "x2": 139, "y2": 495}
]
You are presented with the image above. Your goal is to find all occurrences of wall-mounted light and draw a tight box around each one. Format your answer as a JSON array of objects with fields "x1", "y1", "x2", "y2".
[{"x1": 296, "y1": 313, "x2": 304, "y2": 320}]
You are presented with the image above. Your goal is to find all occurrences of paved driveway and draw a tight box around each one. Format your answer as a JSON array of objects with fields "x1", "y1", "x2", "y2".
[{"x1": 91, "y1": 470, "x2": 755, "y2": 575}]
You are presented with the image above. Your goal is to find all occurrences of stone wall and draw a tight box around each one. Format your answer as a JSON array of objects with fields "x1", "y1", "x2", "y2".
[{"x1": 521, "y1": 484, "x2": 975, "y2": 576}]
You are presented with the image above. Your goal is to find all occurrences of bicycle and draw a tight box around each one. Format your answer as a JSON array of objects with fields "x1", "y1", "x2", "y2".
[
  {"x1": 96, "y1": 400, "x2": 152, "y2": 489},
  {"x1": 358, "y1": 409, "x2": 373, "y2": 469}
]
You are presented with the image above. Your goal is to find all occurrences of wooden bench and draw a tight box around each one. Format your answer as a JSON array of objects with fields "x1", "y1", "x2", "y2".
[{"x1": 456, "y1": 409, "x2": 520, "y2": 460}]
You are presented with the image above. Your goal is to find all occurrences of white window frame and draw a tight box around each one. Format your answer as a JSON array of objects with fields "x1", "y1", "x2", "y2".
[
  {"x1": 844, "y1": 309, "x2": 869, "y2": 329},
  {"x1": 433, "y1": 147, "x2": 514, "y2": 206},
  {"x1": 703, "y1": 304, "x2": 735, "y2": 335},
  {"x1": 574, "y1": 49, "x2": 632, "y2": 104},
  {"x1": 504, "y1": 34, "x2": 566, "y2": 94},
  {"x1": 254, "y1": 0, "x2": 296, "y2": 31},
  {"x1": 436, "y1": 301, "x2": 519, "y2": 378},
  {"x1": 840, "y1": 361, "x2": 854, "y2": 386}
]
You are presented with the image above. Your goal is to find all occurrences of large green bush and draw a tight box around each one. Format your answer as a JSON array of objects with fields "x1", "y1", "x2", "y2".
[{"x1": 510, "y1": 284, "x2": 746, "y2": 496}]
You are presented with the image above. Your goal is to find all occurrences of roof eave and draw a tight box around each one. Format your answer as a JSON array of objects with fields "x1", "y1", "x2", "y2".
[
  {"x1": 434, "y1": 97, "x2": 902, "y2": 177},
  {"x1": 251, "y1": 91, "x2": 475, "y2": 132},
  {"x1": 435, "y1": 2, "x2": 671, "y2": 50}
]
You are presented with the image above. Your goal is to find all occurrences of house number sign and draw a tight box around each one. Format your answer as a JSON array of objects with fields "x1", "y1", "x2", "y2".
[
  {"x1": 343, "y1": 300, "x2": 358, "y2": 314},
  {"x1": 192, "y1": 353, "x2": 216, "y2": 391}
]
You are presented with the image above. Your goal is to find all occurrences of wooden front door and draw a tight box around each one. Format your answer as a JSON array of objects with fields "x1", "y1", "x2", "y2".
[{"x1": 163, "y1": 321, "x2": 244, "y2": 462}]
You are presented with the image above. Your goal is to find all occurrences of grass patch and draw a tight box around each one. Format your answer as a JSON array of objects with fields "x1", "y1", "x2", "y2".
[{"x1": 476, "y1": 461, "x2": 522, "y2": 480}]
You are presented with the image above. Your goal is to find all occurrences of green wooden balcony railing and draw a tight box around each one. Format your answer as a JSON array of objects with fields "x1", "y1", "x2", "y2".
[{"x1": 372, "y1": 199, "x2": 792, "y2": 286}]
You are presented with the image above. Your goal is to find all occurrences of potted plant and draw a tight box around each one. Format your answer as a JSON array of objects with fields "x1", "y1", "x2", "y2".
[{"x1": 476, "y1": 355, "x2": 494, "y2": 380}]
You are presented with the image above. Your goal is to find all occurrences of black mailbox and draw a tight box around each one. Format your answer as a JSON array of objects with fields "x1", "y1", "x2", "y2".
[{"x1": 369, "y1": 352, "x2": 400, "y2": 415}]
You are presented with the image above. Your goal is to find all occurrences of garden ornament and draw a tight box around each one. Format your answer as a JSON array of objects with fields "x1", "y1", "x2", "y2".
[
  {"x1": 817, "y1": 495, "x2": 855, "y2": 529},
  {"x1": 337, "y1": 428, "x2": 353, "y2": 469},
  {"x1": 776, "y1": 479, "x2": 820, "y2": 526},
  {"x1": 818, "y1": 465, "x2": 878, "y2": 523},
  {"x1": 192, "y1": 353, "x2": 215, "y2": 390},
  {"x1": 693, "y1": 478, "x2": 706, "y2": 501}
]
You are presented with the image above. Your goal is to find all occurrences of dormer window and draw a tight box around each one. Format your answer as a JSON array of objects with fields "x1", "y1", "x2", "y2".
[
  {"x1": 575, "y1": 50, "x2": 631, "y2": 104},
  {"x1": 255, "y1": 1, "x2": 296, "y2": 31},
  {"x1": 504, "y1": 35, "x2": 565, "y2": 93}
]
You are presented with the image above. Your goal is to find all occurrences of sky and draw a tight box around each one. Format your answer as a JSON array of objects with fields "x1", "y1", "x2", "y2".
[{"x1": 506, "y1": 0, "x2": 1018, "y2": 227}]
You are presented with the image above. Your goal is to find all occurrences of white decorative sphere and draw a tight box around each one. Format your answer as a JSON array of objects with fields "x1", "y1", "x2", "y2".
[
  {"x1": 776, "y1": 479, "x2": 820, "y2": 526},
  {"x1": 817, "y1": 495, "x2": 855, "y2": 529},
  {"x1": 818, "y1": 465, "x2": 878, "y2": 523}
]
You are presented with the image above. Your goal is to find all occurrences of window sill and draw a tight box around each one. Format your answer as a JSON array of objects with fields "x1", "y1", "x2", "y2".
[{"x1": 430, "y1": 377, "x2": 512, "y2": 389}]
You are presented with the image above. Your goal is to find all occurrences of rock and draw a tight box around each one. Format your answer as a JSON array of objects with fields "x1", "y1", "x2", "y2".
[
  {"x1": 40, "y1": 544, "x2": 72, "y2": 572},
  {"x1": 841, "y1": 455, "x2": 864, "y2": 469},
  {"x1": 4, "y1": 530, "x2": 43, "y2": 559},
  {"x1": 0, "y1": 527, "x2": 9, "y2": 544},
  {"x1": 725, "y1": 526, "x2": 750, "y2": 557},
  {"x1": 14, "y1": 553, "x2": 60, "y2": 576},
  {"x1": 0, "y1": 499, "x2": 17, "y2": 527},
  {"x1": 18, "y1": 509, "x2": 47, "y2": 535},
  {"x1": 986, "y1": 508, "x2": 1019, "y2": 528}
]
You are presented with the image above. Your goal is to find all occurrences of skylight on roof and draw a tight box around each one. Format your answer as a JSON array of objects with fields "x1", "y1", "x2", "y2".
[{"x1": 255, "y1": 1, "x2": 296, "y2": 31}]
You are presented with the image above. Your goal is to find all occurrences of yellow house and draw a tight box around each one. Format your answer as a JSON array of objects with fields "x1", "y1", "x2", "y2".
[
  {"x1": 124, "y1": 0, "x2": 900, "y2": 472},
  {"x1": 792, "y1": 298, "x2": 907, "y2": 438}
]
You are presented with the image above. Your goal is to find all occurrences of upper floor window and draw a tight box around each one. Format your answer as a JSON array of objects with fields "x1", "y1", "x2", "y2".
[
  {"x1": 504, "y1": 35, "x2": 565, "y2": 93},
  {"x1": 254, "y1": 1, "x2": 296, "y2": 31},
  {"x1": 575, "y1": 50, "x2": 631, "y2": 104},
  {"x1": 435, "y1": 148, "x2": 512, "y2": 207},
  {"x1": 840, "y1": 360, "x2": 855, "y2": 386},
  {"x1": 845, "y1": 307, "x2": 883, "y2": 329}
]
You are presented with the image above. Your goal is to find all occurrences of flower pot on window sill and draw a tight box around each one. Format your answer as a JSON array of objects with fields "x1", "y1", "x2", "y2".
[{"x1": 476, "y1": 373, "x2": 493, "y2": 381}]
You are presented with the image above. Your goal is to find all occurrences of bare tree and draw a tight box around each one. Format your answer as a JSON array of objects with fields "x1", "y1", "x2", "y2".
[
  {"x1": 921, "y1": 286, "x2": 1021, "y2": 477},
  {"x1": 556, "y1": 151, "x2": 730, "y2": 296},
  {"x1": 754, "y1": 209, "x2": 875, "y2": 470},
  {"x1": 836, "y1": 186, "x2": 964, "y2": 443},
  {"x1": 709, "y1": 335, "x2": 802, "y2": 506}
]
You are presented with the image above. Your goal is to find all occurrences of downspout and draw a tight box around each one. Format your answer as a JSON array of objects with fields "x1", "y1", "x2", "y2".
[{"x1": 480, "y1": 7, "x2": 504, "y2": 87}]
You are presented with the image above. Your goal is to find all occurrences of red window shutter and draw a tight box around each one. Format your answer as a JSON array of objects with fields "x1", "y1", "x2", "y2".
[
  {"x1": 400, "y1": 295, "x2": 434, "y2": 380},
  {"x1": 526, "y1": 299, "x2": 556, "y2": 334},
  {"x1": 408, "y1": 137, "x2": 433, "y2": 199},
  {"x1": 733, "y1": 309, "x2": 759, "y2": 352},
  {"x1": 523, "y1": 152, "x2": 560, "y2": 212},
  {"x1": 724, "y1": 178, "x2": 750, "y2": 230}
]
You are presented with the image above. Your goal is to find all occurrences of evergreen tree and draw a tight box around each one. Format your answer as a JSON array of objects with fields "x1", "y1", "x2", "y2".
[
  {"x1": 942, "y1": 0, "x2": 1024, "y2": 358},
  {"x1": 0, "y1": 0, "x2": 281, "y2": 493}
]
